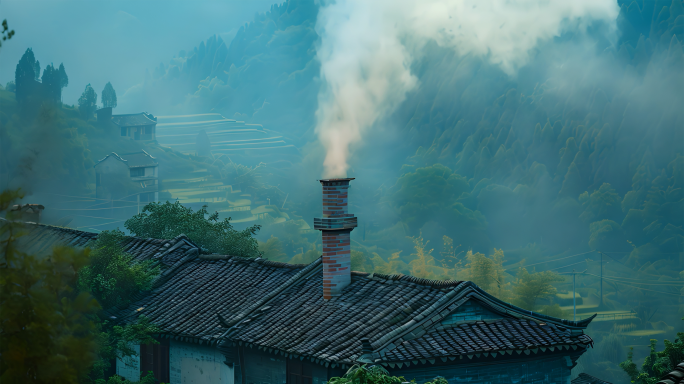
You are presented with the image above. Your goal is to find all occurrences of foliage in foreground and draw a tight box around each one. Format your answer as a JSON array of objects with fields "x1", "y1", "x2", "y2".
[
  {"x1": 78, "y1": 229, "x2": 158, "y2": 309},
  {"x1": 1, "y1": 189, "x2": 100, "y2": 383},
  {"x1": 619, "y1": 333, "x2": 684, "y2": 384},
  {"x1": 125, "y1": 201, "x2": 261, "y2": 257},
  {"x1": 1, "y1": 189, "x2": 162, "y2": 384},
  {"x1": 327, "y1": 364, "x2": 447, "y2": 384}
]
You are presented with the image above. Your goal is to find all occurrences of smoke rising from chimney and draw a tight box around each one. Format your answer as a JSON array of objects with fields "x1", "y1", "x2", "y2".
[{"x1": 313, "y1": 0, "x2": 619, "y2": 178}]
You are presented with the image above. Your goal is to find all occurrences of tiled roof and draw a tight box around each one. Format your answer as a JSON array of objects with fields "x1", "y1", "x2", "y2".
[
  {"x1": 1, "y1": 218, "x2": 98, "y2": 256},
  {"x1": 114, "y1": 255, "x2": 311, "y2": 343},
  {"x1": 120, "y1": 151, "x2": 157, "y2": 168},
  {"x1": 658, "y1": 362, "x2": 684, "y2": 384},
  {"x1": 571, "y1": 373, "x2": 613, "y2": 384},
  {"x1": 112, "y1": 113, "x2": 157, "y2": 127},
  {"x1": 95, "y1": 151, "x2": 157, "y2": 168},
  {"x1": 217, "y1": 269, "x2": 594, "y2": 367},
  {"x1": 384, "y1": 319, "x2": 592, "y2": 362},
  {"x1": 0, "y1": 219, "x2": 196, "y2": 270},
  {"x1": 3, "y1": 219, "x2": 595, "y2": 369}
]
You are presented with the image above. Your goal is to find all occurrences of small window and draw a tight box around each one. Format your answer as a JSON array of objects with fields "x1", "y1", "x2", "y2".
[
  {"x1": 120, "y1": 127, "x2": 127, "y2": 136},
  {"x1": 130, "y1": 168, "x2": 144, "y2": 177}
]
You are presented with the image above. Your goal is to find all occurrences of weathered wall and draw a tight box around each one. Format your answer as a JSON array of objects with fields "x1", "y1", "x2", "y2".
[
  {"x1": 311, "y1": 363, "x2": 329, "y2": 384},
  {"x1": 169, "y1": 340, "x2": 234, "y2": 384},
  {"x1": 394, "y1": 356, "x2": 573, "y2": 384},
  {"x1": 244, "y1": 348, "x2": 287, "y2": 384},
  {"x1": 116, "y1": 344, "x2": 140, "y2": 382}
]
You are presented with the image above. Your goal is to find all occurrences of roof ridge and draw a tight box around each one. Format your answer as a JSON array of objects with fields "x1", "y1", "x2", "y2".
[
  {"x1": 0, "y1": 217, "x2": 98, "y2": 237},
  {"x1": 198, "y1": 254, "x2": 311, "y2": 269},
  {"x1": 356, "y1": 271, "x2": 463, "y2": 289}
]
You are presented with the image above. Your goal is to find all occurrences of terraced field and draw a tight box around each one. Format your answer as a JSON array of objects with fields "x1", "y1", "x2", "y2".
[{"x1": 156, "y1": 114, "x2": 300, "y2": 165}]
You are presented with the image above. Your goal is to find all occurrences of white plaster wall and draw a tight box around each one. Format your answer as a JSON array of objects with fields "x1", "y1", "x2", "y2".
[
  {"x1": 116, "y1": 345, "x2": 140, "y2": 382},
  {"x1": 170, "y1": 340, "x2": 233, "y2": 384},
  {"x1": 95, "y1": 156, "x2": 129, "y2": 175}
]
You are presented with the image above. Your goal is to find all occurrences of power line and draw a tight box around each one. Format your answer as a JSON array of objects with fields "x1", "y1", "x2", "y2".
[
  {"x1": 76, "y1": 219, "x2": 126, "y2": 229},
  {"x1": 584, "y1": 273, "x2": 684, "y2": 294},
  {"x1": 600, "y1": 274, "x2": 684, "y2": 284},
  {"x1": 505, "y1": 250, "x2": 594, "y2": 271},
  {"x1": 546, "y1": 261, "x2": 587, "y2": 271}
]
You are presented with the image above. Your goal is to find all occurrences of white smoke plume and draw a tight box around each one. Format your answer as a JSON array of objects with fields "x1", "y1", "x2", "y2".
[{"x1": 314, "y1": 0, "x2": 619, "y2": 178}]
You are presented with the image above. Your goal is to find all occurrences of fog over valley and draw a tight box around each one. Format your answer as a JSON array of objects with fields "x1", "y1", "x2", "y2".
[{"x1": 0, "y1": 1, "x2": 682, "y2": 383}]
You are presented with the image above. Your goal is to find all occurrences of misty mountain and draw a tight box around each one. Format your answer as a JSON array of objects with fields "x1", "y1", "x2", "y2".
[
  {"x1": 129, "y1": 0, "x2": 683, "y2": 259},
  {"x1": 121, "y1": 0, "x2": 320, "y2": 139}
]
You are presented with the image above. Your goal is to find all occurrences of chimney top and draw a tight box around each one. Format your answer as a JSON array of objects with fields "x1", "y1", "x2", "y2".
[{"x1": 318, "y1": 178, "x2": 355, "y2": 186}]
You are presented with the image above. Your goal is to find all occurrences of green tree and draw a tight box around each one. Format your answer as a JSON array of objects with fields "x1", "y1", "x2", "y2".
[
  {"x1": 101, "y1": 82, "x2": 117, "y2": 109},
  {"x1": 459, "y1": 249, "x2": 509, "y2": 299},
  {"x1": 439, "y1": 235, "x2": 462, "y2": 269},
  {"x1": 511, "y1": 268, "x2": 563, "y2": 310},
  {"x1": 259, "y1": 236, "x2": 287, "y2": 262},
  {"x1": 0, "y1": 19, "x2": 14, "y2": 50},
  {"x1": 77, "y1": 229, "x2": 158, "y2": 309},
  {"x1": 14, "y1": 48, "x2": 37, "y2": 106},
  {"x1": 1, "y1": 189, "x2": 101, "y2": 383},
  {"x1": 40, "y1": 64, "x2": 62, "y2": 103},
  {"x1": 579, "y1": 183, "x2": 622, "y2": 224},
  {"x1": 125, "y1": 201, "x2": 261, "y2": 257},
  {"x1": 78, "y1": 83, "x2": 98, "y2": 119},
  {"x1": 619, "y1": 334, "x2": 684, "y2": 384},
  {"x1": 5, "y1": 80, "x2": 15, "y2": 92},
  {"x1": 58, "y1": 63, "x2": 68, "y2": 100},
  {"x1": 327, "y1": 364, "x2": 448, "y2": 384}
]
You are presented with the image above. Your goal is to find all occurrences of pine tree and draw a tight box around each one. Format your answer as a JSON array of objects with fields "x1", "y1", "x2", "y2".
[
  {"x1": 41, "y1": 64, "x2": 60, "y2": 102},
  {"x1": 14, "y1": 48, "x2": 36, "y2": 105},
  {"x1": 101, "y1": 81, "x2": 117, "y2": 109},
  {"x1": 57, "y1": 63, "x2": 68, "y2": 101},
  {"x1": 78, "y1": 84, "x2": 97, "y2": 119}
]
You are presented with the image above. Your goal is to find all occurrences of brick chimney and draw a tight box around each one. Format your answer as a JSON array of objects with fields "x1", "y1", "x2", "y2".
[
  {"x1": 314, "y1": 178, "x2": 357, "y2": 300},
  {"x1": 10, "y1": 204, "x2": 44, "y2": 224}
]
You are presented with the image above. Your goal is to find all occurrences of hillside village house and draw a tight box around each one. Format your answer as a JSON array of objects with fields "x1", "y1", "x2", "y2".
[
  {"x1": 114, "y1": 112, "x2": 158, "y2": 141},
  {"x1": 3, "y1": 179, "x2": 596, "y2": 384},
  {"x1": 94, "y1": 151, "x2": 159, "y2": 204}
]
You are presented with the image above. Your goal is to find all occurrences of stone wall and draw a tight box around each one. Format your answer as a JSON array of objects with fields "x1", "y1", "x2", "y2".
[{"x1": 169, "y1": 341, "x2": 234, "y2": 384}]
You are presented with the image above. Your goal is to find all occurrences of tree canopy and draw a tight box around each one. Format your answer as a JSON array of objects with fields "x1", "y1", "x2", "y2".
[
  {"x1": 101, "y1": 82, "x2": 117, "y2": 109},
  {"x1": 78, "y1": 84, "x2": 98, "y2": 119},
  {"x1": 125, "y1": 201, "x2": 261, "y2": 257}
]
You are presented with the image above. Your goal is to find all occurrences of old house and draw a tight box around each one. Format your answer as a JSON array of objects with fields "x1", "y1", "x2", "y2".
[
  {"x1": 9, "y1": 204, "x2": 44, "y2": 223},
  {"x1": 3, "y1": 179, "x2": 597, "y2": 384},
  {"x1": 94, "y1": 151, "x2": 159, "y2": 204},
  {"x1": 112, "y1": 112, "x2": 158, "y2": 141}
]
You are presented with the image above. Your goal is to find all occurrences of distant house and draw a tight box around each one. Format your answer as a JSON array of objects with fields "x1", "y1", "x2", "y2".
[
  {"x1": 9, "y1": 204, "x2": 44, "y2": 223},
  {"x1": 95, "y1": 150, "x2": 159, "y2": 204},
  {"x1": 112, "y1": 112, "x2": 158, "y2": 141}
]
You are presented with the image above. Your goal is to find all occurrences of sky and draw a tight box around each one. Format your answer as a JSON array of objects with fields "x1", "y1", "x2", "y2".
[{"x1": 0, "y1": 0, "x2": 276, "y2": 104}]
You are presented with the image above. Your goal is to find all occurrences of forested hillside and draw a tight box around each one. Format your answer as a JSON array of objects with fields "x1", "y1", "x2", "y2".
[{"x1": 129, "y1": 1, "x2": 683, "y2": 381}]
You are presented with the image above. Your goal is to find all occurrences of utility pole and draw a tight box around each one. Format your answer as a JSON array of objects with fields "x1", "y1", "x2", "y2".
[
  {"x1": 560, "y1": 269, "x2": 587, "y2": 322},
  {"x1": 599, "y1": 251, "x2": 603, "y2": 308},
  {"x1": 573, "y1": 269, "x2": 576, "y2": 321}
]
